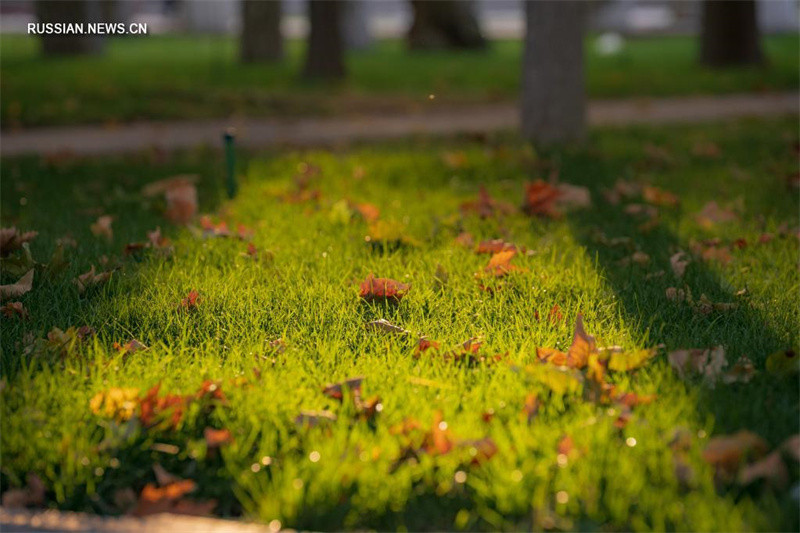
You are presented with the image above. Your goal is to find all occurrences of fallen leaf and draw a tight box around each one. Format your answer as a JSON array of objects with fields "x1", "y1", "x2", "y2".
[
  {"x1": 112, "y1": 339, "x2": 148, "y2": 355},
  {"x1": 180, "y1": 290, "x2": 200, "y2": 310},
  {"x1": 522, "y1": 180, "x2": 562, "y2": 218},
  {"x1": 0, "y1": 301, "x2": 28, "y2": 319},
  {"x1": 365, "y1": 319, "x2": 409, "y2": 336},
  {"x1": 481, "y1": 250, "x2": 523, "y2": 278},
  {"x1": 703, "y1": 430, "x2": 768, "y2": 481},
  {"x1": 90, "y1": 215, "x2": 113, "y2": 240},
  {"x1": 73, "y1": 266, "x2": 111, "y2": 295},
  {"x1": 204, "y1": 428, "x2": 233, "y2": 448},
  {"x1": 322, "y1": 376, "x2": 364, "y2": 400},
  {"x1": 132, "y1": 480, "x2": 215, "y2": 517},
  {"x1": 143, "y1": 175, "x2": 198, "y2": 225},
  {"x1": 537, "y1": 314, "x2": 596, "y2": 369},
  {"x1": 666, "y1": 287, "x2": 685, "y2": 302},
  {"x1": 89, "y1": 387, "x2": 141, "y2": 422},
  {"x1": 476, "y1": 239, "x2": 519, "y2": 254},
  {"x1": 669, "y1": 346, "x2": 728, "y2": 383},
  {"x1": 1, "y1": 473, "x2": 45, "y2": 508},
  {"x1": 359, "y1": 273, "x2": 409, "y2": 302},
  {"x1": 670, "y1": 252, "x2": 690, "y2": 278},
  {"x1": 0, "y1": 227, "x2": 38, "y2": 257},
  {"x1": 1, "y1": 269, "x2": 34, "y2": 299},
  {"x1": 607, "y1": 348, "x2": 656, "y2": 372},
  {"x1": 295, "y1": 410, "x2": 337, "y2": 428},
  {"x1": 695, "y1": 201, "x2": 738, "y2": 229},
  {"x1": 460, "y1": 186, "x2": 515, "y2": 219},
  {"x1": 722, "y1": 356, "x2": 756, "y2": 384},
  {"x1": 642, "y1": 186, "x2": 679, "y2": 208}
]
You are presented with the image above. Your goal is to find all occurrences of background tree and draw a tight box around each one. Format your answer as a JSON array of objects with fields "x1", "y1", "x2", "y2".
[
  {"x1": 303, "y1": 0, "x2": 346, "y2": 79},
  {"x1": 35, "y1": 0, "x2": 107, "y2": 56},
  {"x1": 240, "y1": 0, "x2": 283, "y2": 63},
  {"x1": 521, "y1": 0, "x2": 586, "y2": 144},
  {"x1": 700, "y1": 0, "x2": 764, "y2": 67},
  {"x1": 407, "y1": 0, "x2": 486, "y2": 50}
]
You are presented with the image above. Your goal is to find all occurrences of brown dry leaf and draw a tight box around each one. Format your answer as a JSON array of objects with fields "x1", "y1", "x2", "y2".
[
  {"x1": 180, "y1": 290, "x2": 200, "y2": 310},
  {"x1": 670, "y1": 252, "x2": 690, "y2": 278},
  {"x1": 476, "y1": 239, "x2": 519, "y2": 254},
  {"x1": 0, "y1": 227, "x2": 38, "y2": 258},
  {"x1": 295, "y1": 410, "x2": 337, "y2": 428},
  {"x1": 642, "y1": 186, "x2": 679, "y2": 208},
  {"x1": 556, "y1": 183, "x2": 592, "y2": 210},
  {"x1": 722, "y1": 356, "x2": 756, "y2": 384},
  {"x1": 204, "y1": 427, "x2": 233, "y2": 449},
  {"x1": 366, "y1": 319, "x2": 409, "y2": 336},
  {"x1": 481, "y1": 250, "x2": 523, "y2": 278},
  {"x1": 537, "y1": 314, "x2": 596, "y2": 369},
  {"x1": 74, "y1": 266, "x2": 111, "y2": 295},
  {"x1": 666, "y1": 287, "x2": 686, "y2": 302},
  {"x1": 112, "y1": 339, "x2": 148, "y2": 355},
  {"x1": 322, "y1": 376, "x2": 364, "y2": 400},
  {"x1": 1, "y1": 473, "x2": 46, "y2": 508},
  {"x1": 738, "y1": 450, "x2": 788, "y2": 488},
  {"x1": 90, "y1": 215, "x2": 113, "y2": 240},
  {"x1": 695, "y1": 201, "x2": 738, "y2": 229},
  {"x1": 132, "y1": 480, "x2": 215, "y2": 517},
  {"x1": 618, "y1": 251, "x2": 650, "y2": 266},
  {"x1": 703, "y1": 430, "x2": 768, "y2": 481},
  {"x1": 522, "y1": 180, "x2": 562, "y2": 218},
  {"x1": 143, "y1": 175, "x2": 198, "y2": 225},
  {"x1": 1, "y1": 269, "x2": 34, "y2": 300},
  {"x1": 668, "y1": 346, "x2": 728, "y2": 383},
  {"x1": 1, "y1": 301, "x2": 28, "y2": 319},
  {"x1": 359, "y1": 273, "x2": 410, "y2": 302}
]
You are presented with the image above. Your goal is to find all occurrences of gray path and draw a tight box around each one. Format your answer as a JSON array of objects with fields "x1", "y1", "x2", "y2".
[
  {"x1": 1, "y1": 92, "x2": 797, "y2": 157},
  {"x1": 0, "y1": 507, "x2": 278, "y2": 533}
]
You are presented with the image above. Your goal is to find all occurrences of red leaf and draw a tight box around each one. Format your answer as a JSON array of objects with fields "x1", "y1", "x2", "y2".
[{"x1": 359, "y1": 273, "x2": 409, "y2": 302}]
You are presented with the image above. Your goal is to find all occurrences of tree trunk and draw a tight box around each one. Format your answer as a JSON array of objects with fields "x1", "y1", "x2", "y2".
[
  {"x1": 407, "y1": 0, "x2": 486, "y2": 50},
  {"x1": 36, "y1": 0, "x2": 106, "y2": 56},
  {"x1": 700, "y1": 0, "x2": 763, "y2": 67},
  {"x1": 521, "y1": 0, "x2": 586, "y2": 145},
  {"x1": 303, "y1": 0, "x2": 346, "y2": 79},
  {"x1": 240, "y1": 0, "x2": 283, "y2": 63}
]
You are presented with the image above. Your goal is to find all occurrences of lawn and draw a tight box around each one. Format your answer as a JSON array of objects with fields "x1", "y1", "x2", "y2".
[
  {"x1": 1, "y1": 117, "x2": 798, "y2": 530},
  {"x1": 1, "y1": 34, "x2": 798, "y2": 128}
]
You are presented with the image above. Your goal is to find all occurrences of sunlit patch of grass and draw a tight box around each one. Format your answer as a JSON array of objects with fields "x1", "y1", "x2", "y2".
[{"x1": 1, "y1": 118, "x2": 798, "y2": 530}]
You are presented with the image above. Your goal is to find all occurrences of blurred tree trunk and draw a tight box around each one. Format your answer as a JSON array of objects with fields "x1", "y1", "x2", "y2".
[
  {"x1": 521, "y1": 0, "x2": 586, "y2": 144},
  {"x1": 407, "y1": 0, "x2": 486, "y2": 50},
  {"x1": 303, "y1": 0, "x2": 345, "y2": 79},
  {"x1": 36, "y1": 0, "x2": 106, "y2": 56},
  {"x1": 700, "y1": 0, "x2": 763, "y2": 67},
  {"x1": 240, "y1": 0, "x2": 283, "y2": 63}
]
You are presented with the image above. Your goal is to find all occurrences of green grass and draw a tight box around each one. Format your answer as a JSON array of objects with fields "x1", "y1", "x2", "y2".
[
  {"x1": 1, "y1": 118, "x2": 799, "y2": 530},
  {"x1": 1, "y1": 34, "x2": 798, "y2": 127}
]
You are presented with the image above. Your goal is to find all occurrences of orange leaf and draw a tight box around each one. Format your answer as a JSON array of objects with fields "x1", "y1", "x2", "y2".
[{"x1": 359, "y1": 273, "x2": 409, "y2": 302}]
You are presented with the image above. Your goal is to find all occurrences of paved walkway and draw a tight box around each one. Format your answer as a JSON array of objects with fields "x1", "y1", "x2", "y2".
[
  {"x1": 0, "y1": 507, "x2": 278, "y2": 532},
  {"x1": 1, "y1": 92, "x2": 797, "y2": 157}
]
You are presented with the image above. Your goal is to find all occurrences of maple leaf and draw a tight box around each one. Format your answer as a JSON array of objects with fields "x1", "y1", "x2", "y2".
[
  {"x1": 0, "y1": 269, "x2": 34, "y2": 300},
  {"x1": 138, "y1": 383, "x2": 188, "y2": 429},
  {"x1": 481, "y1": 250, "x2": 523, "y2": 278},
  {"x1": 73, "y1": 266, "x2": 112, "y2": 295},
  {"x1": 112, "y1": 339, "x2": 148, "y2": 355},
  {"x1": 414, "y1": 338, "x2": 441, "y2": 358},
  {"x1": 90, "y1": 215, "x2": 113, "y2": 240},
  {"x1": 180, "y1": 290, "x2": 200, "y2": 310},
  {"x1": 522, "y1": 180, "x2": 562, "y2": 218},
  {"x1": 143, "y1": 175, "x2": 198, "y2": 225},
  {"x1": 359, "y1": 273, "x2": 409, "y2": 302},
  {"x1": 0, "y1": 227, "x2": 38, "y2": 258},
  {"x1": 537, "y1": 314, "x2": 597, "y2": 369}
]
